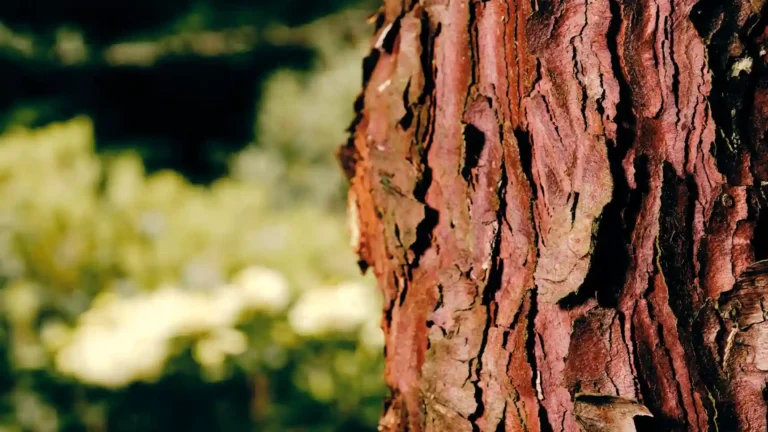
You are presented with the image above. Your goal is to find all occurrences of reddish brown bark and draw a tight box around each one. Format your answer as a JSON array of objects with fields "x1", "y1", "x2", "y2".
[{"x1": 339, "y1": 0, "x2": 768, "y2": 430}]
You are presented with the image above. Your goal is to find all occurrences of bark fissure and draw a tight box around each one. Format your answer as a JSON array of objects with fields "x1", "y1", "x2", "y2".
[
  {"x1": 468, "y1": 161, "x2": 508, "y2": 432},
  {"x1": 529, "y1": 293, "x2": 555, "y2": 432}
]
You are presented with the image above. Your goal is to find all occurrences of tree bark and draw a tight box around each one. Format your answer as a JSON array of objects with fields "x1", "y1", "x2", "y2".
[{"x1": 339, "y1": 0, "x2": 768, "y2": 430}]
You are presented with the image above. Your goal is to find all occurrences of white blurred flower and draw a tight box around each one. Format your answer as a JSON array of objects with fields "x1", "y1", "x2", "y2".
[
  {"x1": 234, "y1": 266, "x2": 291, "y2": 313},
  {"x1": 192, "y1": 329, "x2": 248, "y2": 381},
  {"x1": 88, "y1": 286, "x2": 218, "y2": 338},
  {"x1": 54, "y1": 269, "x2": 293, "y2": 388},
  {"x1": 56, "y1": 325, "x2": 169, "y2": 388},
  {"x1": 288, "y1": 281, "x2": 379, "y2": 336},
  {"x1": 208, "y1": 285, "x2": 246, "y2": 328},
  {"x1": 194, "y1": 328, "x2": 247, "y2": 368}
]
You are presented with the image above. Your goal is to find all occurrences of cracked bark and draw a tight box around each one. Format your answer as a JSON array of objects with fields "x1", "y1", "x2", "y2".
[{"x1": 339, "y1": 0, "x2": 768, "y2": 430}]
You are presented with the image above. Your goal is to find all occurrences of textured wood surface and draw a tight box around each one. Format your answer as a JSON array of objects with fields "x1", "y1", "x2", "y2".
[{"x1": 339, "y1": 0, "x2": 768, "y2": 430}]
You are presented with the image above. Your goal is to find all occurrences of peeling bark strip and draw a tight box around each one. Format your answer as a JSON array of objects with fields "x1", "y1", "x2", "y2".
[{"x1": 339, "y1": 0, "x2": 768, "y2": 430}]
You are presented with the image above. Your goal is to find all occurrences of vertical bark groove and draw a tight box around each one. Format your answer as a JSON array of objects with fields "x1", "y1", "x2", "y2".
[{"x1": 339, "y1": 0, "x2": 768, "y2": 430}]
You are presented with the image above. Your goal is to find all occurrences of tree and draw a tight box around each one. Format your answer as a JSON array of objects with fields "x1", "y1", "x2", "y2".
[{"x1": 339, "y1": 0, "x2": 768, "y2": 430}]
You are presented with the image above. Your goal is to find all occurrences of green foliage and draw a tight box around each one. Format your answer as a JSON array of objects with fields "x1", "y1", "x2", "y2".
[
  {"x1": 0, "y1": 112, "x2": 383, "y2": 431},
  {"x1": 232, "y1": 10, "x2": 371, "y2": 210},
  {"x1": 0, "y1": 2, "x2": 383, "y2": 429}
]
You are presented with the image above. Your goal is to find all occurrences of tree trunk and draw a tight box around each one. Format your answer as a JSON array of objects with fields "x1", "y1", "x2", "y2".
[{"x1": 339, "y1": 0, "x2": 768, "y2": 430}]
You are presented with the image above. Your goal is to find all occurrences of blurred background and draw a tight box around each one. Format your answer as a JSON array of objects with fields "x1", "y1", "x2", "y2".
[{"x1": 0, "y1": 0, "x2": 384, "y2": 431}]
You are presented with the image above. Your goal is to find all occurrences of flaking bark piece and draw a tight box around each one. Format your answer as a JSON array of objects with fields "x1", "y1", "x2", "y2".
[
  {"x1": 573, "y1": 394, "x2": 652, "y2": 432},
  {"x1": 720, "y1": 260, "x2": 768, "y2": 329}
]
